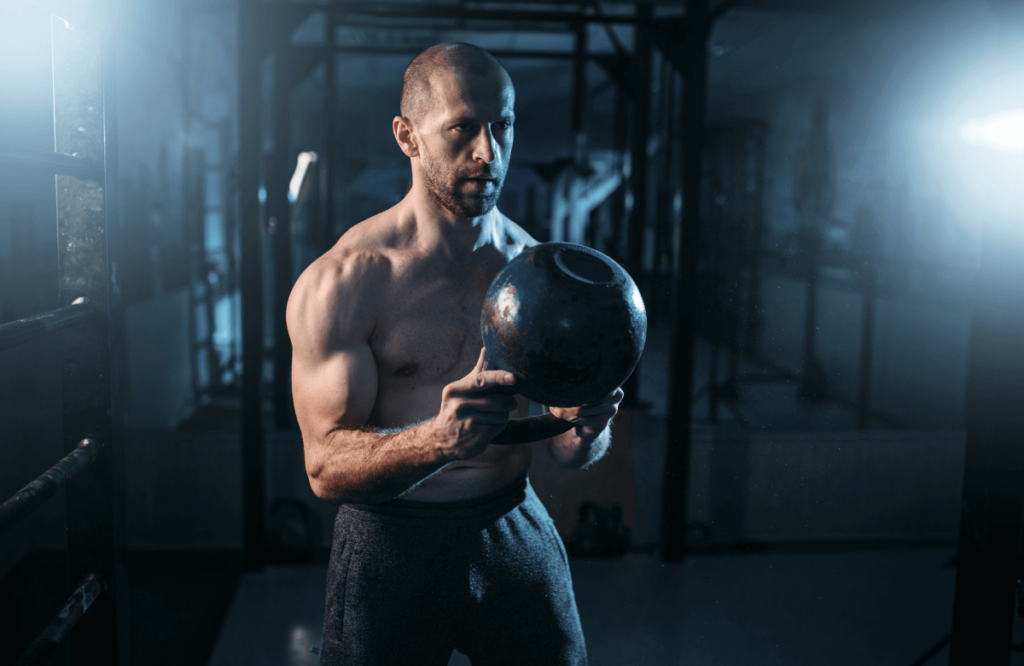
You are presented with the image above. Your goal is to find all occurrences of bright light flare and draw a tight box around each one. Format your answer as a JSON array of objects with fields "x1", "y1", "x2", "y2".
[
  {"x1": 288, "y1": 151, "x2": 318, "y2": 203},
  {"x1": 958, "y1": 109, "x2": 1024, "y2": 154}
]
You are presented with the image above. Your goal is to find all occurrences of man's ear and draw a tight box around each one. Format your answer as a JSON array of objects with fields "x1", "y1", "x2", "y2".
[{"x1": 393, "y1": 116, "x2": 419, "y2": 158}]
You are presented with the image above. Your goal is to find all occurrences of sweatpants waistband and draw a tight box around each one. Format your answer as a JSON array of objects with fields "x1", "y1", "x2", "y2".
[{"x1": 340, "y1": 474, "x2": 529, "y2": 525}]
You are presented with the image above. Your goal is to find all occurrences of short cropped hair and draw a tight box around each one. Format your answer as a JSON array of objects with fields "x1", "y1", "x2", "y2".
[{"x1": 400, "y1": 42, "x2": 509, "y2": 125}]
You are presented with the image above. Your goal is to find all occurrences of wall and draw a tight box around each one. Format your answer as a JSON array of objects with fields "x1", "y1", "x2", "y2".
[
  {"x1": 687, "y1": 430, "x2": 964, "y2": 543},
  {"x1": 757, "y1": 275, "x2": 973, "y2": 428},
  {"x1": 703, "y1": 4, "x2": 1002, "y2": 429}
]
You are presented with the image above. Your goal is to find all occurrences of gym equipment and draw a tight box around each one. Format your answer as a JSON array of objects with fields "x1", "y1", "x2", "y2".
[
  {"x1": 566, "y1": 502, "x2": 632, "y2": 558},
  {"x1": 481, "y1": 241, "x2": 647, "y2": 445}
]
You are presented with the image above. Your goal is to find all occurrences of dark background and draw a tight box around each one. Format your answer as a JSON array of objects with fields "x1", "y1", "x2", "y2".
[{"x1": 2, "y1": 1, "x2": 1024, "y2": 665}]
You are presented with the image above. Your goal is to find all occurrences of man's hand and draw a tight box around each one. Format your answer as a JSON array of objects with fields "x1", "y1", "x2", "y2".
[
  {"x1": 432, "y1": 348, "x2": 519, "y2": 461},
  {"x1": 549, "y1": 387, "x2": 625, "y2": 442}
]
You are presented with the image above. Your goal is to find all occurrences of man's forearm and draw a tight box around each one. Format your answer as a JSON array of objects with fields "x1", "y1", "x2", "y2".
[
  {"x1": 547, "y1": 426, "x2": 613, "y2": 469},
  {"x1": 306, "y1": 420, "x2": 453, "y2": 504}
]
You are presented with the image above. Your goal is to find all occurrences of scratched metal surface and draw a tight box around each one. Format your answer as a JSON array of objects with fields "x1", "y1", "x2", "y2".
[{"x1": 481, "y1": 242, "x2": 647, "y2": 408}]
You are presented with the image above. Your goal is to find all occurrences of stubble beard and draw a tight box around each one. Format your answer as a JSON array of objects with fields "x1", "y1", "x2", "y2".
[{"x1": 421, "y1": 152, "x2": 505, "y2": 219}]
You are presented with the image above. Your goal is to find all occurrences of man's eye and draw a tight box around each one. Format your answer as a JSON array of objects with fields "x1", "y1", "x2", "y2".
[
  {"x1": 495, "y1": 122, "x2": 511, "y2": 131},
  {"x1": 454, "y1": 123, "x2": 472, "y2": 131}
]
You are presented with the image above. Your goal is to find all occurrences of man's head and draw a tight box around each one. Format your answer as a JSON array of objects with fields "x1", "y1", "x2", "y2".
[{"x1": 394, "y1": 42, "x2": 515, "y2": 219}]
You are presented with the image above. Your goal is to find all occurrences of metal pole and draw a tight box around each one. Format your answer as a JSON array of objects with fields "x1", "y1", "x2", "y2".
[
  {"x1": 607, "y1": 84, "x2": 629, "y2": 263},
  {"x1": 707, "y1": 170, "x2": 722, "y2": 424},
  {"x1": 654, "y1": 59, "x2": 677, "y2": 304},
  {"x1": 571, "y1": 19, "x2": 587, "y2": 164},
  {"x1": 52, "y1": 4, "x2": 130, "y2": 660},
  {"x1": 218, "y1": 117, "x2": 240, "y2": 383},
  {"x1": 742, "y1": 128, "x2": 767, "y2": 358},
  {"x1": 627, "y1": 4, "x2": 651, "y2": 289},
  {"x1": 271, "y1": 38, "x2": 295, "y2": 430},
  {"x1": 319, "y1": 15, "x2": 337, "y2": 252},
  {"x1": 949, "y1": 224, "x2": 1024, "y2": 662},
  {"x1": 0, "y1": 439, "x2": 99, "y2": 539},
  {"x1": 621, "y1": 4, "x2": 651, "y2": 406},
  {"x1": 799, "y1": 232, "x2": 824, "y2": 400},
  {"x1": 724, "y1": 131, "x2": 741, "y2": 391},
  {"x1": 0, "y1": 301, "x2": 97, "y2": 352},
  {"x1": 239, "y1": 0, "x2": 267, "y2": 572},
  {"x1": 661, "y1": 0, "x2": 710, "y2": 561},
  {"x1": 14, "y1": 575, "x2": 104, "y2": 666},
  {"x1": 857, "y1": 267, "x2": 875, "y2": 429}
]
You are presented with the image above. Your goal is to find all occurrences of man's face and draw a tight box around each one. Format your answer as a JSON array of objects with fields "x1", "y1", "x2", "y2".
[{"x1": 416, "y1": 68, "x2": 515, "y2": 219}]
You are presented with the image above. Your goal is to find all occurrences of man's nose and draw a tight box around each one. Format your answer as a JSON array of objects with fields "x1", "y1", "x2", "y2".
[{"x1": 472, "y1": 126, "x2": 498, "y2": 164}]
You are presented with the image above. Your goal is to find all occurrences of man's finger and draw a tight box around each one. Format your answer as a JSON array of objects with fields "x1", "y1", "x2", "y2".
[
  {"x1": 465, "y1": 369, "x2": 516, "y2": 393},
  {"x1": 460, "y1": 395, "x2": 519, "y2": 412},
  {"x1": 472, "y1": 347, "x2": 487, "y2": 374}
]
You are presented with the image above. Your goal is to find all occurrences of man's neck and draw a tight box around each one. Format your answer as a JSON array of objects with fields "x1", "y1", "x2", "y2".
[{"x1": 401, "y1": 182, "x2": 503, "y2": 259}]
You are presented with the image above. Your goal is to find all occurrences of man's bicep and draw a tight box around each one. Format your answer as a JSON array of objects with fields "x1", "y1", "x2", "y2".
[{"x1": 293, "y1": 343, "x2": 379, "y2": 437}]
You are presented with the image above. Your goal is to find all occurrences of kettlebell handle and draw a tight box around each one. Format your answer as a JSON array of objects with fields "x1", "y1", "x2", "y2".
[
  {"x1": 492, "y1": 413, "x2": 575, "y2": 445},
  {"x1": 480, "y1": 381, "x2": 575, "y2": 445}
]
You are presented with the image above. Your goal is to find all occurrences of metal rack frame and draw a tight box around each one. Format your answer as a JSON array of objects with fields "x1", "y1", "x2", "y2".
[
  {"x1": 236, "y1": 0, "x2": 735, "y2": 571},
  {"x1": 0, "y1": 3, "x2": 129, "y2": 663}
]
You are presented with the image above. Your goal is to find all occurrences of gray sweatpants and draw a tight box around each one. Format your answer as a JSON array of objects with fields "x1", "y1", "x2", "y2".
[{"x1": 319, "y1": 474, "x2": 588, "y2": 666}]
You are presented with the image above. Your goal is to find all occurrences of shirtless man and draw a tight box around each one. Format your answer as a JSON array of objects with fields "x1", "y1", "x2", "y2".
[{"x1": 287, "y1": 42, "x2": 623, "y2": 666}]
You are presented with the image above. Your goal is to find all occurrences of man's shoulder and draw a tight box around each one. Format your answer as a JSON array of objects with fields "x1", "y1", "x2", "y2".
[
  {"x1": 287, "y1": 230, "x2": 394, "y2": 340},
  {"x1": 307, "y1": 211, "x2": 405, "y2": 286},
  {"x1": 303, "y1": 241, "x2": 392, "y2": 296},
  {"x1": 495, "y1": 211, "x2": 540, "y2": 260}
]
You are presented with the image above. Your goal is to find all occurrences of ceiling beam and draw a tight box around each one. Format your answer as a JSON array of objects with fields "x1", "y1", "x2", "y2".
[{"x1": 259, "y1": 2, "x2": 637, "y2": 28}]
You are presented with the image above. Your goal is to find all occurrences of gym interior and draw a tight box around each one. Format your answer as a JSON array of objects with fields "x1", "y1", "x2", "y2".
[{"x1": 2, "y1": 0, "x2": 1023, "y2": 664}]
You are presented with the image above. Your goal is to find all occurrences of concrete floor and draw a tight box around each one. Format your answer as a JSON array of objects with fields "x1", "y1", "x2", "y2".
[
  {"x1": 205, "y1": 327, "x2": 956, "y2": 665},
  {"x1": 209, "y1": 549, "x2": 955, "y2": 666}
]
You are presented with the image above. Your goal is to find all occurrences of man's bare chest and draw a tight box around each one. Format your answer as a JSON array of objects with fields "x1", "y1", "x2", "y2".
[{"x1": 370, "y1": 263, "x2": 499, "y2": 388}]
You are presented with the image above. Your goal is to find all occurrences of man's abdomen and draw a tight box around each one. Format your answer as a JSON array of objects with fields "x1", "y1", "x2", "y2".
[{"x1": 401, "y1": 444, "x2": 533, "y2": 501}]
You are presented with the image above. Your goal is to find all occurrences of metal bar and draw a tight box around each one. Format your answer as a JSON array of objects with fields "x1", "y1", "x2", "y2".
[
  {"x1": 620, "y1": 4, "x2": 651, "y2": 407},
  {"x1": 0, "y1": 439, "x2": 99, "y2": 539},
  {"x1": 627, "y1": 4, "x2": 650, "y2": 291},
  {"x1": 607, "y1": 84, "x2": 629, "y2": 258},
  {"x1": 654, "y1": 58, "x2": 676, "y2": 280},
  {"x1": 661, "y1": 0, "x2": 711, "y2": 561},
  {"x1": 0, "y1": 300, "x2": 96, "y2": 353},
  {"x1": 217, "y1": 116, "x2": 240, "y2": 383},
  {"x1": 707, "y1": 168, "x2": 723, "y2": 423},
  {"x1": 0, "y1": 147, "x2": 102, "y2": 181},
  {"x1": 949, "y1": 230, "x2": 1024, "y2": 662},
  {"x1": 799, "y1": 234, "x2": 825, "y2": 399},
  {"x1": 13, "y1": 575, "x2": 104, "y2": 666},
  {"x1": 184, "y1": 147, "x2": 212, "y2": 401},
  {"x1": 52, "y1": 6, "x2": 130, "y2": 662},
  {"x1": 857, "y1": 268, "x2": 875, "y2": 429},
  {"x1": 571, "y1": 19, "x2": 587, "y2": 136},
  {"x1": 590, "y1": 1, "x2": 630, "y2": 61},
  {"x1": 271, "y1": 41, "x2": 295, "y2": 431},
  {"x1": 318, "y1": 17, "x2": 337, "y2": 252},
  {"x1": 335, "y1": 14, "x2": 590, "y2": 35},
  {"x1": 239, "y1": 0, "x2": 267, "y2": 572},
  {"x1": 323, "y1": 4, "x2": 637, "y2": 25},
  {"x1": 741, "y1": 128, "x2": 767, "y2": 357},
  {"x1": 294, "y1": 44, "x2": 581, "y2": 60}
]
